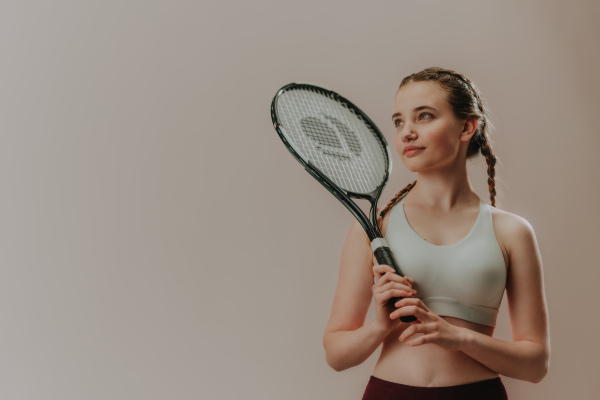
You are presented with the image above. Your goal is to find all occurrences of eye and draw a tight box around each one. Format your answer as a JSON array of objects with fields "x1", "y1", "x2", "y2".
[{"x1": 394, "y1": 112, "x2": 433, "y2": 127}]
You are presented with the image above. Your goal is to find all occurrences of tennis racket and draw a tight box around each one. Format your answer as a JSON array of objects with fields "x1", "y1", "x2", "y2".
[{"x1": 270, "y1": 82, "x2": 416, "y2": 323}]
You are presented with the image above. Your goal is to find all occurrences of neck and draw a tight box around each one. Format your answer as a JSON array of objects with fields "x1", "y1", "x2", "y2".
[{"x1": 406, "y1": 159, "x2": 478, "y2": 211}]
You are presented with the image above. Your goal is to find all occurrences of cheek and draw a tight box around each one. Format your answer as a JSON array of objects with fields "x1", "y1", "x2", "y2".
[
  {"x1": 394, "y1": 131, "x2": 403, "y2": 153},
  {"x1": 425, "y1": 127, "x2": 457, "y2": 152},
  {"x1": 428, "y1": 133, "x2": 450, "y2": 149}
]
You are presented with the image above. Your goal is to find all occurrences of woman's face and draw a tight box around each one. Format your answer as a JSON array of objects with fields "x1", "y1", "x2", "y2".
[{"x1": 392, "y1": 81, "x2": 475, "y2": 173}]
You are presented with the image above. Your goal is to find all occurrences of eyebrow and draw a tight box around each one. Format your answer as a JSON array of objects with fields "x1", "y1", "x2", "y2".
[{"x1": 392, "y1": 106, "x2": 437, "y2": 120}]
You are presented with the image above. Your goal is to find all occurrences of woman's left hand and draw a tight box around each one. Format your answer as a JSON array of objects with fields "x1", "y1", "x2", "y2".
[{"x1": 390, "y1": 298, "x2": 469, "y2": 352}]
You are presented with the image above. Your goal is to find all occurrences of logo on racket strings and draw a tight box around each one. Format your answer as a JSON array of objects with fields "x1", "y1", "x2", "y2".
[{"x1": 300, "y1": 114, "x2": 362, "y2": 161}]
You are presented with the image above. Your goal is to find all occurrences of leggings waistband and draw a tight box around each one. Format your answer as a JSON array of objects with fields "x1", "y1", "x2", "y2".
[{"x1": 362, "y1": 375, "x2": 508, "y2": 400}]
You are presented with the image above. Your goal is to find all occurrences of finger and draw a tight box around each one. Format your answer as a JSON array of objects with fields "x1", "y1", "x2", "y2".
[
  {"x1": 399, "y1": 325, "x2": 416, "y2": 342},
  {"x1": 373, "y1": 266, "x2": 414, "y2": 287},
  {"x1": 374, "y1": 264, "x2": 393, "y2": 272},
  {"x1": 376, "y1": 273, "x2": 413, "y2": 291},
  {"x1": 375, "y1": 268, "x2": 414, "y2": 284},
  {"x1": 376, "y1": 288, "x2": 415, "y2": 302},
  {"x1": 399, "y1": 323, "x2": 436, "y2": 342},
  {"x1": 373, "y1": 266, "x2": 393, "y2": 283},
  {"x1": 376, "y1": 281, "x2": 415, "y2": 296},
  {"x1": 386, "y1": 281, "x2": 417, "y2": 297},
  {"x1": 390, "y1": 305, "x2": 428, "y2": 321},
  {"x1": 406, "y1": 333, "x2": 437, "y2": 347},
  {"x1": 394, "y1": 297, "x2": 429, "y2": 311},
  {"x1": 374, "y1": 281, "x2": 414, "y2": 297},
  {"x1": 383, "y1": 272, "x2": 414, "y2": 288},
  {"x1": 373, "y1": 272, "x2": 399, "y2": 288},
  {"x1": 373, "y1": 264, "x2": 396, "y2": 277}
]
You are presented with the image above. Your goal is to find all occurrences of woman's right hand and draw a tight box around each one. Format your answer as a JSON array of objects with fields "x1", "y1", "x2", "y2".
[{"x1": 372, "y1": 264, "x2": 416, "y2": 331}]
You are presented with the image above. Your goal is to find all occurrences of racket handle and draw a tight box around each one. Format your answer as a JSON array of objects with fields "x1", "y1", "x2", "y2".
[{"x1": 373, "y1": 245, "x2": 418, "y2": 323}]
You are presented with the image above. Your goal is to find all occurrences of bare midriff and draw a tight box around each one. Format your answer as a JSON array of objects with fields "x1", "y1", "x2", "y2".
[{"x1": 372, "y1": 316, "x2": 498, "y2": 387}]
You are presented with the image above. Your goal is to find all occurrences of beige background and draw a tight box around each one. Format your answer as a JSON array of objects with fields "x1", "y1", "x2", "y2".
[{"x1": 0, "y1": 0, "x2": 598, "y2": 399}]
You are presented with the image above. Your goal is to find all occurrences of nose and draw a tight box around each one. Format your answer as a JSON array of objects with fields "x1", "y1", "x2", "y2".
[{"x1": 401, "y1": 123, "x2": 417, "y2": 143}]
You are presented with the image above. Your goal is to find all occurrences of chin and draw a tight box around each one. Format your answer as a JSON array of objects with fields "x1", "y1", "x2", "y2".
[
  {"x1": 401, "y1": 163, "x2": 421, "y2": 173},
  {"x1": 401, "y1": 159, "x2": 432, "y2": 174},
  {"x1": 405, "y1": 166, "x2": 423, "y2": 173}
]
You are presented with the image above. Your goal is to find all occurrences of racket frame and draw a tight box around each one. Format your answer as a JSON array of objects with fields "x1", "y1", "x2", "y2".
[{"x1": 271, "y1": 82, "x2": 391, "y2": 241}]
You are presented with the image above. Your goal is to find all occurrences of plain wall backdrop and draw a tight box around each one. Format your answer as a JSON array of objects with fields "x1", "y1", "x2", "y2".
[{"x1": 0, "y1": 0, "x2": 598, "y2": 399}]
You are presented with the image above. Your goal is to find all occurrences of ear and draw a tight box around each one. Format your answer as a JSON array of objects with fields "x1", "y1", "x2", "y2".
[{"x1": 459, "y1": 117, "x2": 478, "y2": 142}]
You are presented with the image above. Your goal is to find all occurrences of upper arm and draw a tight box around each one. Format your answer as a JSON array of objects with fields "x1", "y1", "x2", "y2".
[
  {"x1": 504, "y1": 215, "x2": 550, "y2": 354},
  {"x1": 323, "y1": 217, "x2": 376, "y2": 337}
]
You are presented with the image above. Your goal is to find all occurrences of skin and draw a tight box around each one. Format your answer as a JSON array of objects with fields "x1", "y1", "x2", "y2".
[{"x1": 322, "y1": 81, "x2": 550, "y2": 386}]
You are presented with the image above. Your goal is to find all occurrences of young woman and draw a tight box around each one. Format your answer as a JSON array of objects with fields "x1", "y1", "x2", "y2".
[{"x1": 322, "y1": 67, "x2": 550, "y2": 400}]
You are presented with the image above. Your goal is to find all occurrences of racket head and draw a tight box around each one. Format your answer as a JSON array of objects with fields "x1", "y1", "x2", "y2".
[
  {"x1": 271, "y1": 83, "x2": 393, "y2": 203},
  {"x1": 271, "y1": 84, "x2": 417, "y2": 322}
]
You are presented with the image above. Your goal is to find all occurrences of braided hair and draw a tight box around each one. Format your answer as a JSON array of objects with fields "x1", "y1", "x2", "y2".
[{"x1": 365, "y1": 67, "x2": 499, "y2": 248}]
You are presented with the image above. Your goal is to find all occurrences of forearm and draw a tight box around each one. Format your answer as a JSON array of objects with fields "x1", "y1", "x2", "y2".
[
  {"x1": 460, "y1": 328, "x2": 549, "y2": 383},
  {"x1": 324, "y1": 319, "x2": 389, "y2": 371}
]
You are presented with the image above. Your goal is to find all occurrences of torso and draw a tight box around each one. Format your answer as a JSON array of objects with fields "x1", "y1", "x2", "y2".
[{"x1": 371, "y1": 195, "x2": 511, "y2": 387}]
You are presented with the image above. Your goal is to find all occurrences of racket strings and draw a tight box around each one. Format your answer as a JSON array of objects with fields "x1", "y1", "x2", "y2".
[{"x1": 276, "y1": 87, "x2": 387, "y2": 195}]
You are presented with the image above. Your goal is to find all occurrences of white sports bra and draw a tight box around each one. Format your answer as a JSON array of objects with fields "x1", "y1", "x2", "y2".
[{"x1": 384, "y1": 196, "x2": 507, "y2": 327}]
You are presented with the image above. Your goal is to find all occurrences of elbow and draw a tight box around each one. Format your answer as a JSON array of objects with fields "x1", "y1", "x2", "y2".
[
  {"x1": 325, "y1": 351, "x2": 357, "y2": 372},
  {"x1": 326, "y1": 357, "x2": 352, "y2": 372},
  {"x1": 534, "y1": 359, "x2": 549, "y2": 383},
  {"x1": 324, "y1": 347, "x2": 348, "y2": 372},
  {"x1": 323, "y1": 338, "x2": 349, "y2": 372},
  {"x1": 326, "y1": 356, "x2": 344, "y2": 372},
  {"x1": 530, "y1": 365, "x2": 548, "y2": 384},
  {"x1": 323, "y1": 337, "x2": 339, "y2": 372},
  {"x1": 530, "y1": 348, "x2": 550, "y2": 383}
]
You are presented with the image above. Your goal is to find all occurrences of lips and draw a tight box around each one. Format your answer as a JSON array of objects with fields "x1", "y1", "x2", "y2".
[{"x1": 404, "y1": 146, "x2": 424, "y2": 154}]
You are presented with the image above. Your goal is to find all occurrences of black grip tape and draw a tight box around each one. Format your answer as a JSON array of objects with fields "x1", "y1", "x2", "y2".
[{"x1": 374, "y1": 246, "x2": 417, "y2": 323}]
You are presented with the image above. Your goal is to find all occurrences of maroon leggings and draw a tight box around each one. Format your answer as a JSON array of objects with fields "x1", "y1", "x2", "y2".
[{"x1": 362, "y1": 375, "x2": 508, "y2": 400}]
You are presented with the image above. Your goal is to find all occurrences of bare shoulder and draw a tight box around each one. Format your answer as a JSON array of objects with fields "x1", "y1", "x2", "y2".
[{"x1": 489, "y1": 205, "x2": 537, "y2": 260}]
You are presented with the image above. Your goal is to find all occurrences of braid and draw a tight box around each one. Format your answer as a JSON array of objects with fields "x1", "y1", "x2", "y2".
[
  {"x1": 364, "y1": 180, "x2": 417, "y2": 248},
  {"x1": 464, "y1": 79, "x2": 499, "y2": 208},
  {"x1": 479, "y1": 135, "x2": 498, "y2": 207},
  {"x1": 435, "y1": 69, "x2": 499, "y2": 208}
]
